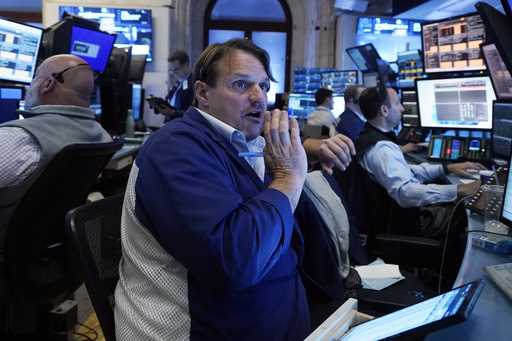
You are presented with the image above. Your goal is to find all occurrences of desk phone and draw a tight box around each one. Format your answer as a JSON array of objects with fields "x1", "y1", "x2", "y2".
[
  {"x1": 428, "y1": 135, "x2": 490, "y2": 162},
  {"x1": 465, "y1": 167, "x2": 508, "y2": 215}
]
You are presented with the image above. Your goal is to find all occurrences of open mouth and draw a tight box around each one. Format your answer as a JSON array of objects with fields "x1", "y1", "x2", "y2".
[{"x1": 246, "y1": 111, "x2": 262, "y2": 119}]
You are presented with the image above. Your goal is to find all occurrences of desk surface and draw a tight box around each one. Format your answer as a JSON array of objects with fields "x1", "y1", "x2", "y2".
[{"x1": 427, "y1": 214, "x2": 512, "y2": 340}]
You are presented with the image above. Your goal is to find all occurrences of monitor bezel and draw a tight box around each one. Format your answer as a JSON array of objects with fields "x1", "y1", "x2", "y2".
[
  {"x1": 481, "y1": 43, "x2": 512, "y2": 102},
  {"x1": 501, "y1": 0, "x2": 512, "y2": 17},
  {"x1": 69, "y1": 24, "x2": 117, "y2": 74},
  {"x1": 499, "y1": 108, "x2": 512, "y2": 228},
  {"x1": 415, "y1": 74, "x2": 496, "y2": 131},
  {"x1": 420, "y1": 12, "x2": 486, "y2": 75},
  {"x1": 0, "y1": 18, "x2": 43, "y2": 84},
  {"x1": 346, "y1": 43, "x2": 381, "y2": 72}
]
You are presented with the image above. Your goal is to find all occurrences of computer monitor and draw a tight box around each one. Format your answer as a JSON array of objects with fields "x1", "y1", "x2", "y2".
[
  {"x1": 416, "y1": 76, "x2": 496, "y2": 130},
  {"x1": 362, "y1": 72, "x2": 378, "y2": 87},
  {"x1": 477, "y1": 2, "x2": 512, "y2": 80},
  {"x1": 492, "y1": 101, "x2": 512, "y2": 158},
  {"x1": 0, "y1": 18, "x2": 43, "y2": 84},
  {"x1": 69, "y1": 25, "x2": 116, "y2": 73},
  {"x1": 397, "y1": 49, "x2": 423, "y2": 88},
  {"x1": 332, "y1": 96, "x2": 345, "y2": 119},
  {"x1": 482, "y1": 44, "x2": 512, "y2": 101},
  {"x1": 130, "y1": 83, "x2": 144, "y2": 121},
  {"x1": 59, "y1": 6, "x2": 153, "y2": 62},
  {"x1": 287, "y1": 93, "x2": 316, "y2": 119},
  {"x1": 499, "y1": 133, "x2": 512, "y2": 235},
  {"x1": 421, "y1": 13, "x2": 486, "y2": 74},
  {"x1": 346, "y1": 44, "x2": 381, "y2": 72},
  {"x1": 128, "y1": 54, "x2": 147, "y2": 83},
  {"x1": 0, "y1": 85, "x2": 24, "y2": 124}
]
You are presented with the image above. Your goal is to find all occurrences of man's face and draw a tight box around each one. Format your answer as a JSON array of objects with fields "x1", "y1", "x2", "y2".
[
  {"x1": 200, "y1": 49, "x2": 269, "y2": 140},
  {"x1": 384, "y1": 88, "x2": 404, "y2": 128},
  {"x1": 169, "y1": 60, "x2": 188, "y2": 81}
]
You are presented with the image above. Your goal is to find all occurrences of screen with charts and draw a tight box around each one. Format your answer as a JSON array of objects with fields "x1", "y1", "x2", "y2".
[
  {"x1": 59, "y1": 6, "x2": 153, "y2": 61},
  {"x1": 0, "y1": 18, "x2": 42, "y2": 84},
  {"x1": 287, "y1": 93, "x2": 316, "y2": 119},
  {"x1": 422, "y1": 14, "x2": 485, "y2": 74},
  {"x1": 417, "y1": 76, "x2": 496, "y2": 130},
  {"x1": 482, "y1": 44, "x2": 512, "y2": 100},
  {"x1": 346, "y1": 44, "x2": 381, "y2": 72},
  {"x1": 493, "y1": 101, "x2": 512, "y2": 158},
  {"x1": 69, "y1": 26, "x2": 116, "y2": 73}
]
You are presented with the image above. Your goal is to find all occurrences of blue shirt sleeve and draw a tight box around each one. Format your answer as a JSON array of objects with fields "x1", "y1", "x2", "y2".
[{"x1": 134, "y1": 128, "x2": 296, "y2": 289}]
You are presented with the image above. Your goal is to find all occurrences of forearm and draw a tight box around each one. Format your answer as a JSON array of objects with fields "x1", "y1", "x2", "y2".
[{"x1": 389, "y1": 182, "x2": 457, "y2": 207}]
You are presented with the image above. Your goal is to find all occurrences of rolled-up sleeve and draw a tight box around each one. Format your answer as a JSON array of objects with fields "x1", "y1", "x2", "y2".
[{"x1": 360, "y1": 141, "x2": 457, "y2": 208}]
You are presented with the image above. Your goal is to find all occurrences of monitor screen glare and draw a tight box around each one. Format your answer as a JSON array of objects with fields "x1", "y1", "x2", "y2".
[
  {"x1": 422, "y1": 14, "x2": 485, "y2": 74},
  {"x1": 417, "y1": 76, "x2": 496, "y2": 130},
  {"x1": 482, "y1": 44, "x2": 512, "y2": 100},
  {"x1": 0, "y1": 18, "x2": 42, "y2": 84},
  {"x1": 70, "y1": 26, "x2": 116, "y2": 73}
]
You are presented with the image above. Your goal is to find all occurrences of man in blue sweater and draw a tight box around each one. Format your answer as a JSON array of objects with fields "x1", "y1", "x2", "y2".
[{"x1": 115, "y1": 39, "x2": 355, "y2": 340}]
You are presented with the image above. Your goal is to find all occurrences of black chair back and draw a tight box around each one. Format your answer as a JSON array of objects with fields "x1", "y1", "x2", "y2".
[
  {"x1": 4, "y1": 141, "x2": 122, "y2": 302},
  {"x1": 66, "y1": 194, "x2": 124, "y2": 341}
]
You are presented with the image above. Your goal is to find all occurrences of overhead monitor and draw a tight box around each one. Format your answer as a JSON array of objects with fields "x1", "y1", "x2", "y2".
[
  {"x1": 0, "y1": 85, "x2": 24, "y2": 124},
  {"x1": 416, "y1": 76, "x2": 496, "y2": 130},
  {"x1": 332, "y1": 96, "x2": 345, "y2": 119},
  {"x1": 59, "y1": 6, "x2": 153, "y2": 62},
  {"x1": 0, "y1": 18, "x2": 43, "y2": 84},
  {"x1": 69, "y1": 25, "x2": 116, "y2": 73},
  {"x1": 492, "y1": 101, "x2": 512, "y2": 158},
  {"x1": 346, "y1": 44, "x2": 381, "y2": 72},
  {"x1": 421, "y1": 13, "x2": 486, "y2": 74},
  {"x1": 362, "y1": 72, "x2": 378, "y2": 87},
  {"x1": 477, "y1": 2, "x2": 512, "y2": 80},
  {"x1": 482, "y1": 44, "x2": 512, "y2": 100}
]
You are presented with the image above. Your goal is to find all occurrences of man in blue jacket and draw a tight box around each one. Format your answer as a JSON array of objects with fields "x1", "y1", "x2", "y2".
[{"x1": 115, "y1": 38, "x2": 355, "y2": 340}]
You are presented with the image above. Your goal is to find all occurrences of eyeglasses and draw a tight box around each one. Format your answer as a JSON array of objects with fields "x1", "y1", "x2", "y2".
[{"x1": 51, "y1": 63, "x2": 90, "y2": 83}]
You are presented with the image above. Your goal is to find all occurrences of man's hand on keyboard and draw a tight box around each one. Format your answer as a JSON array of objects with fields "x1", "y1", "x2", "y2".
[
  {"x1": 457, "y1": 179, "x2": 481, "y2": 197},
  {"x1": 447, "y1": 161, "x2": 487, "y2": 178}
]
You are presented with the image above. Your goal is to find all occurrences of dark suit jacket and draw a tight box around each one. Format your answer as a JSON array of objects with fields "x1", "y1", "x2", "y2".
[
  {"x1": 165, "y1": 73, "x2": 194, "y2": 113},
  {"x1": 336, "y1": 108, "x2": 365, "y2": 143}
]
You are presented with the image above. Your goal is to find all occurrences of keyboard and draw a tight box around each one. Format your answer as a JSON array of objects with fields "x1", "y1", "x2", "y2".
[{"x1": 485, "y1": 262, "x2": 512, "y2": 301}]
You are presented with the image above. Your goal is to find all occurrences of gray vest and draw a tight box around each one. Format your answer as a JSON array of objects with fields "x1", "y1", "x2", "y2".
[{"x1": 0, "y1": 105, "x2": 112, "y2": 248}]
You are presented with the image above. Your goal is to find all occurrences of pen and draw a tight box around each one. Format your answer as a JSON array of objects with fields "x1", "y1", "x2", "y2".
[{"x1": 238, "y1": 151, "x2": 264, "y2": 158}]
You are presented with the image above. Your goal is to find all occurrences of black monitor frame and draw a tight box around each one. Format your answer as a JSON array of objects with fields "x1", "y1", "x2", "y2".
[
  {"x1": 501, "y1": 0, "x2": 512, "y2": 17},
  {"x1": 128, "y1": 54, "x2": 147, "y2": 83},
  {"x1": 477, "y1": 2, "x2": 512, "y2": 83},
  {"x1": 415, "y1": 74, "x2": 495, "y2": 131},
  {"x1": 420, "y1": 12, "x2": 486, "y2": 75},
  {"x1": 0, "y1": 84, "x2": 25, "y2": 124}
]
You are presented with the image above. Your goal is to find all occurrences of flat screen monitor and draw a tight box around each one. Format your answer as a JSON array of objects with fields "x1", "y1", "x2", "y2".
[
  {"x1": 346, "y1": 44, "x2": 381, "y2": 72},
  {"x1": 128, "y1": 54, "x2": 147, "y2": 82},
  {"x1": 0, "y1": 18, "x2": 42, "y2": 84},
  {"x1": 482, "y1": 44, "x2": 512, "y2": 100},
  {"x1": 69, "y1": 25, "x2": 116, "y2": 73},
  {"x1": 59, "y1": 6, "x2": 153, "y2": 62},
  {"x1": 500, "y1": 130, "x2": 512, "y2": 231},
  {"x1": 287, "y1": 93, "x2": 316, "y2": 119},
  {"x1": 332, "y1": 96, "x2": 345, "y2": 119},
  {"x1": 492, "y1": 101, "x2": 512, "y2": 158},
  {"x1": 421, "y1": 13, "x2": 486, "y2": 74},
  {"x1": 416, "y1": 76, "x2": 496, "y2": 130},
  {"x1": 0, "y1": 85, "x2": 23, "y2": 124},
  {"x1": 362, "y1": 72, "x2": 378, "y2": 87}
]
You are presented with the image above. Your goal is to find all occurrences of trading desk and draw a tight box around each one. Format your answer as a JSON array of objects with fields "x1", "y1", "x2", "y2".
[{"x1": 426, "y1": 214, "x2": 512, "y2": 340}]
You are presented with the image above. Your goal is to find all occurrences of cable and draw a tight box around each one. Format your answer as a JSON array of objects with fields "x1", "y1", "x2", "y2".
[
  {"x1": 73, "y1": 323, "x2": 98, "y2": 341},
  {"x1": 437, "y1": 194, "x2": 473, "y2": 294}
]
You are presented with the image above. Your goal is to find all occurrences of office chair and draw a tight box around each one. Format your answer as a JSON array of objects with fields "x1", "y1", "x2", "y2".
[
  {"x1": 66, "y1": 194, "x2": 124, "y2": 341},
  {"x1": 1, "y1": 141, "x2": 122, "y2": 336}
]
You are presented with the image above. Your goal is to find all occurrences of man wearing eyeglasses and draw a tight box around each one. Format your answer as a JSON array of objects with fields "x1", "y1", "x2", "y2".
[{"x1": 0, "y1": 54, "x2": 111, "y2": 192}]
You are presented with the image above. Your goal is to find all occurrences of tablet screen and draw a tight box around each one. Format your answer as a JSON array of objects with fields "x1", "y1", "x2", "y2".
[{"x1": 341, "y1": 280, "x2": 483, "y2": 341}]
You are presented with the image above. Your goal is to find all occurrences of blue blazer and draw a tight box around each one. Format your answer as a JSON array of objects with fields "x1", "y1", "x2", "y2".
[
  {"x1": 336, "y1": 108, "x2": 365, "y2": 143},
  {"x1": 133, "y1": 107, "x2": 310, "y2": 340}
]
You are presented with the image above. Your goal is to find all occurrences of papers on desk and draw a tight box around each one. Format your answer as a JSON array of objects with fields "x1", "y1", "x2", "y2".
[{"x1": 355, "y1": 259, "x2": 405, "y2": 290}]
